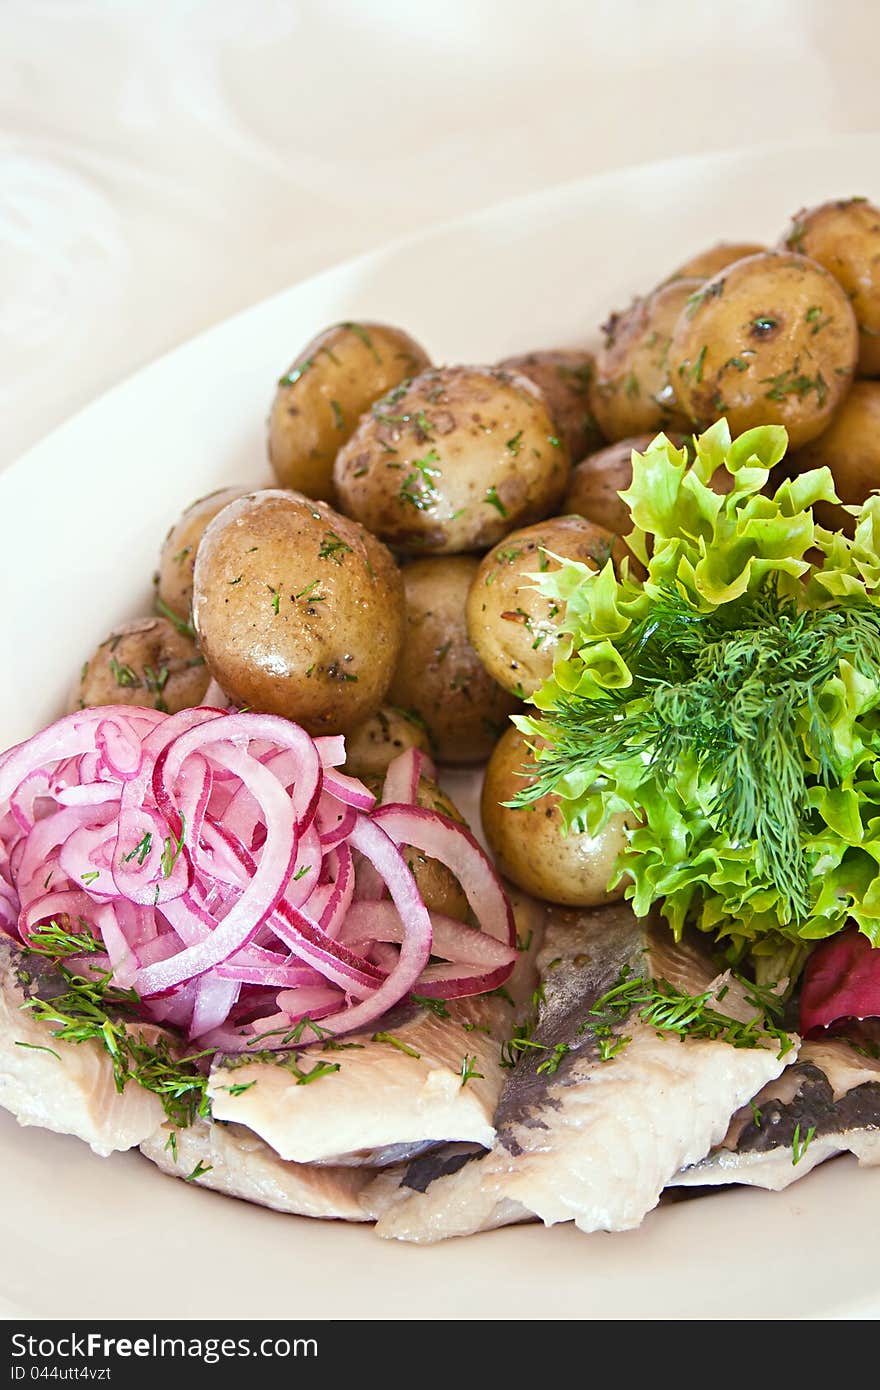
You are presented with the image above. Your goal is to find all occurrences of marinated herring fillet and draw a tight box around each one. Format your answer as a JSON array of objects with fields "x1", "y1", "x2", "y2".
[
  {"x1": 208, "y1": 890, "x2": 544, "y2": 1166},
  {"x1": 140, "y1": 1119, "x2": 373, "y2": 1220},
  {"x1": 0, "y1": 937, "x2": 165, "y2": 1156},
  {"x1": 670, "y1": 1037, "x2": 880, "y2": 1192},
  {"x1": 370, "y1": 903, "x2": 797, "y2": 1241}
]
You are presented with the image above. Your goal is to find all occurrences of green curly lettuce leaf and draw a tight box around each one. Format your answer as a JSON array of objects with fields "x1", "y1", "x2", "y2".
[{"x1": 515, "y1": 420, "x2": 880, "y2": 965}]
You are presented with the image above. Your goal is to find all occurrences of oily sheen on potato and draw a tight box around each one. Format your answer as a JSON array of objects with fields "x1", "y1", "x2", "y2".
[
  {"x1": 590, "y1": 279, "x2": 701, "y2": 441},
  {"x1": 780, "y1": 198, "x2": 880, "y2": 377},
  {"x1": 481, "y1": 726, "x2": 629, "y2": 908},
  {"x1": 333, "y1": 365, "x2": 569, "y2": 554},
  {"x1": 669, "y1": 251, "x2": 859, "y2": 448},
  {"x1": 269, "y1": 321, "x2": 431, "y2": 502},
  {"x1": 192, "y1": 490, "x2": 404, "y2": 735},
  {"x1": 466, "y1": 515, "x2": 626, "y2": 698}
]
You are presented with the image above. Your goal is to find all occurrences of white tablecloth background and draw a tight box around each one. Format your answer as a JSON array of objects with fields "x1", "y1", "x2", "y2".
[{"x1": 2, "y1": 0, "x2": 878, "y2": 472}]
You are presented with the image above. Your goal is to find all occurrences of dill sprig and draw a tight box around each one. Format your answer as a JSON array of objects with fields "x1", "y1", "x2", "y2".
[
  {"x1": 578, "y1": 968, "x2": 793, "y2": 1060},
  {"x1": 18, "y1": 924, "x2": 212, "y2": 1127},
  {"x1": 516, "y1": 582, "x2": 880, "y2": 925},
  {"x1": 501, "y1": 965, "x2": 791, "y2": 1073},
  {"x1": 791, "y1": 1121, "x2": 817, "y2": 1166}
]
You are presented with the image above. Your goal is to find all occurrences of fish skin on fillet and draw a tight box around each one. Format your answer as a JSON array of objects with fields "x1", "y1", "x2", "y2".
[
  {"x1": 370, "y1": 903, "x2": 799, "y2": 1242},
  {"x1": 669, "y1": 1036, "x2": 880, "y2": 1192},
  {"x1": 208, "y1": 890, "x2": 545, "y2": 1166},
  {"x1": 140, "y1": 1117, "x2": 374, "y2": 1220}
]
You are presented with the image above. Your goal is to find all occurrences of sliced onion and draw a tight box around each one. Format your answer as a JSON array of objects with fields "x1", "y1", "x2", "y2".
[
  {"x1": 0, "y1": 704, "x2": 513, "y2": 1047},
  {"x1": 371, "y1": 804, "x2": 515, "y2": 948},
  {"x1": 309, "y1": 814, "x2": 433, "y2": 1035},
  {"x1": 381, "y1": 747, "x2": 435, "y2": 806}
]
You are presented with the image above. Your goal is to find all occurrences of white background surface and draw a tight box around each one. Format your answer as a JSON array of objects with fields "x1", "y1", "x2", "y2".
[{"x1": 3, "y1": 0, "x2": 880, "y2": 471}]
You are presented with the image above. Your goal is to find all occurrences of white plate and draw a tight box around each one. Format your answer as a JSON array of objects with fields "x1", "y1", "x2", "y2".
[{"x1": 3, "y1": 136, "x2": 880, "y2": 1322}]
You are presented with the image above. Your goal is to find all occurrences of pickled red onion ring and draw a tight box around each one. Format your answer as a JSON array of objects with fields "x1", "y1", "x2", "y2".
[{"x1": 0, "y1": 708, "x2": 513, "y2": 1047}]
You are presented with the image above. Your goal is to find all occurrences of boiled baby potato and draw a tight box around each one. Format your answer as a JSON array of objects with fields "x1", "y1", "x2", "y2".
[
  {"x1": 408, "y1": 775, "x2": 469, "y2": 921},
  {"x1": 269, "y1": 321, "x2": 431, "y2": 502},
  {"x1": 670, "y1": 251, "x2": 858, "y2": 449},
  {"x1": 156, "y1": 486, "x2": 249, "y2": 625},
  {"x1": 361, "y1": 770, "x2": 469, "y2": 921},
  {"x1": 466, "y1": 516, "x2": 625, "y2": 698},
  {"x1": 70, "y1": 617, "x2": 209, "y2": 714},
  {"x1": 192, "y1": 490, "x2": 404, "y2": 736},
  {"x1": 591, "y1": 279, "x2": 702, "y2": 441},
  {"x1": 565, "y1": 434, "x2": 671, "y2": 535},
  {"x1": 793, "y1": 380, "x2": 880, "y2": 534},
  {"x1": 666, "y1": 240, "x2": 766, "y2": 281},
  {"x1": 387, "y1": 556, "x2": 519, "y2": 764},
  {"x1": 497, "y1": 349, "x2": 604, "y2": 461},
  {"x1": 333, "y1": 365, "x2": 569, "y2": 554},
  {"x1": 344, "y1": 704, "x2": 431, "y2": 778},
  {"x1": 481, "y1": 726, "x2": 628, "y2": 908},
  {"x1": 780, "y1": 199, "x2": 880, "y2": 377}
]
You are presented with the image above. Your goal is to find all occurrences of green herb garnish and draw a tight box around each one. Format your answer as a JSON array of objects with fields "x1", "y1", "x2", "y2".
[
  {"x1": 318, "y1": 530, "x2": 353, "y2": 564},
  {"x1": 123, "y1": 832, "x2": 153, "y2": 866},
  {"x1": 155, "y1": 597, "x2": 195, "y2": 640},
  {"x1": 185, "y1": 1160, "x2": 213, "y2": 1183},
  {"x1": 514, "y1": 420, "x2": 880, "y2": 963},
  {"x1": 411, "y1": 995, "x2": 451, "y2": 1019},
  {"x1": 460, "y1": 1054, "x2": 484, "y2": 1086},
  {"x1": 278, "y1": 357, "x2": 313, "y2": 388},
  {"x1": 762, "y1": 366, "x2": 828, "y2": 407},
  {"x1": 20, "y1": 926, "x2": 212, "y2": 1128},
  {"x1": 342, "y1": 322, "x2": 381, "y2": 362},
  {"x1": 109, "y1": 658, "x2": 139, "y2": 689},
  {"x1": 484, "y1": 486, "x2": 508, "y2": 518},
  {"x1": 371, "y1": 1031, "x2": 421, "y2": 1058},
  {"x1": 399, "y1": 450, "x2": 441, "y2": 510}
]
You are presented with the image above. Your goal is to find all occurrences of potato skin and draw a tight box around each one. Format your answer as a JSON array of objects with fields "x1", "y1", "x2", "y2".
[
  {"x1": 157, "y1": 487, "x2": 249, "y2": 624},
  {"x1": 565, "y1": 434, "x2": 670, "y2": 535},
  {"x1": 269, "y1": 322, "x2": 431, "y2": 502},
  {"x1": 360, "y1": 770, "x2": 469, "y2": 920},
  {"x1": 344, "y1": 705, "x2": 431, "y2": 778},
  {"x1": 70, "y1": 617, "x2": 209, "y2": 714},
  {"x1": 466, "y1": 516, "x2": 625, "y2": 698},
  {"x1": 563, "y1": 432, "x2": 728, "y2": 535},
  {"x1": 192, "y1": 490, "x2": 404, "y2": 735},
  {"x1": 666, "y1": 241, "x2": 766, "y2": 281},
  {"x1": 387, "y1": 556, "x2": 519, "y2": 764},
  {"x1": 333, "y1": 366, "x2": 569, "y2": 554},
  {"x1": 591, "y1": 279, "x2": 702, "y2": 442},
  {"x1": 497, "y1": 350, "x2": 604, "y2": 461},
  {"x1": 670, "y1": 252, "x2": 859, "y2": 449},
  {"x1": 780, "y1": 199, "x2": 880, "y2": 377},
  {"x1": 408, "y1": 776, "x2": 469, "y2": 921},
  {"x1": 481, "y1": 727, "x2": 628, "y2": 907},
  {"x1": 793, "y1": 380, "x2": 880, "y2": 534}
]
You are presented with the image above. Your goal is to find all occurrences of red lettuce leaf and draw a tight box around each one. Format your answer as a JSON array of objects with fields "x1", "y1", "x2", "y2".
[{"x1": 800, "y1": 925, "x2": 880, "y2": 1033}]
